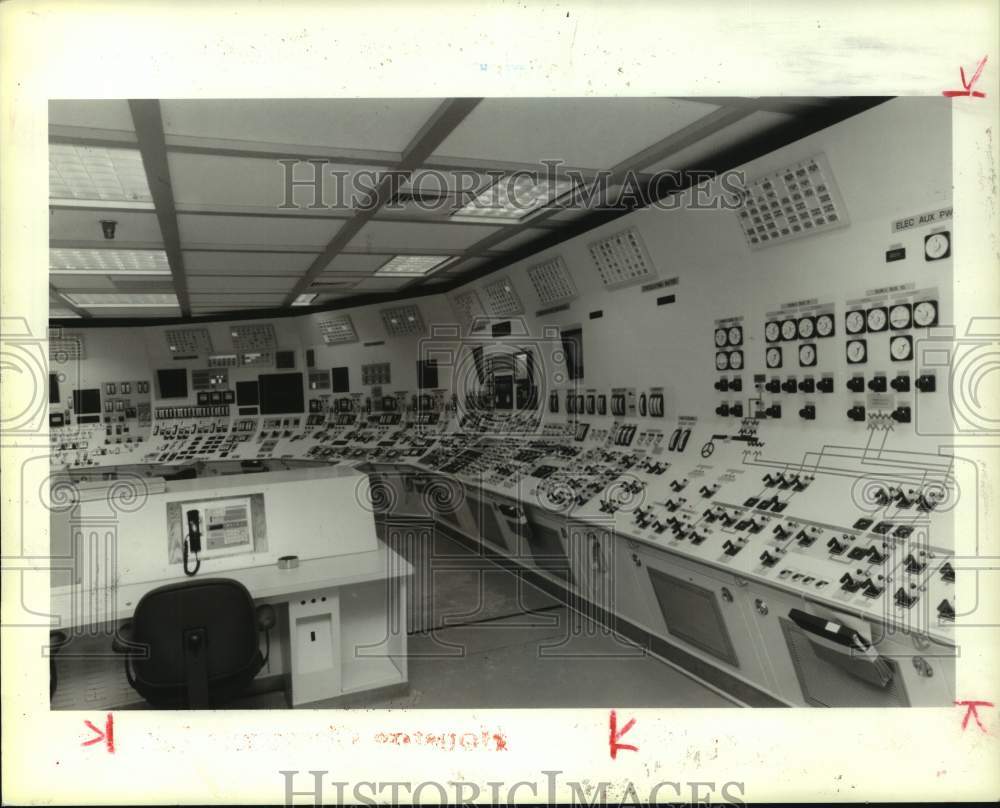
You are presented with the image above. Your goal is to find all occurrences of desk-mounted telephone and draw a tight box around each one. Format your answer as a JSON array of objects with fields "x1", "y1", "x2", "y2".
[{"x1": 184, "y1": 508, "x2": 202, "y2": 576}]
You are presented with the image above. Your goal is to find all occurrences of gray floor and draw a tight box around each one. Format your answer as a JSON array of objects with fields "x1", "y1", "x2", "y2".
[{"x1": 53, "y1": 525, "x2": 733, "y2": 710}]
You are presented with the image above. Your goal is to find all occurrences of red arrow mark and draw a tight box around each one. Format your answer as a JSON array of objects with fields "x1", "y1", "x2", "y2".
[
  {"x1": 82, "y1": 713, "x2": 115, "y2": 753},
  {"x1": 955, "y1": 700, "x2": 993, "y2": 733},
  {"x1": 609, "y1": 709, "x2": 638, "y2": 759}
]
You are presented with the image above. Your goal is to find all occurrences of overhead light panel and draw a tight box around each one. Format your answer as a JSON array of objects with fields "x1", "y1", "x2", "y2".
[
  {"x1": 49, "y1": 144, "x2": 152, "y2": 203},
  {"x1": 375, "y1": 255, "x2": 452, "y2": 276},
  {"x1": 380, "y1": 304, "x2": 425, "y2": 338},
  {"x1": 50, "y1": 248, "x2": 171, "y2": 275},
  {"x1": 62, "y1": 293, "x2": 179, "y2": 308},
  {"x1": 451, "y1": 175, "x2": 576, "y2": 224},
  {"x1": 292, "y1": 293, "x2": 318, "y2": 306}
]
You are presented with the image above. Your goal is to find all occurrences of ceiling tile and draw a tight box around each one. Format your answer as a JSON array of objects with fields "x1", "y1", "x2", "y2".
[
  {"x1": 168, "y1": 152, "x2": 392, "y2": 210},
  {"x1": 49, "y1": 209, "x2": 163, "y2": 244},
  {"x1": 183, "y1": 251, "x2": 317, "y2": 274},
  {"x1": 161, "y1": 99, "x2": 443, "y2": 153},
  {"x1": 178, "y1": 213, "x2": 343, "y2": 248},
  {"x1": 188, "y1": 276, "x2": 297, "y2": 293},
  {"x1": 49, "y1": 100, "x2": 136, "y2": 132},
  {"x1": 325, "y1": 253, "x2": 393, "y2": 273},
  {"x1": 640, "y1": 111, "x2": 794, "y2": 173},
  {"x1": 433, "y1": 98, "x2": 720, "y2": 169},
  {"x1": 352, "y1": 276, "x2": 415, "y2": 291},
  {"x1": 345, "y1": 220, "x2": 502, "y2": 253}
]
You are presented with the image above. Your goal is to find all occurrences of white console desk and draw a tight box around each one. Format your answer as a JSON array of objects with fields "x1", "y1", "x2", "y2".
[{"x1": 49, "y1": 466, "x2": 411, "y2": 706}]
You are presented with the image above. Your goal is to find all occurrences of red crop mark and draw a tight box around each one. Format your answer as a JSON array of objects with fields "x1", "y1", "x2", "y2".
[
  {"x1": 82, "y1": 713, "x2": 115, "y2": 753},
  {"x1": 955, "y1": 700, "x2": 993, "y2": 733},
  {"x1": 943, "y1": 56, "x2": 988, "y2": 98},
  {"x1": 609, "y1": 709, "x2": 638, "y2": 759}
]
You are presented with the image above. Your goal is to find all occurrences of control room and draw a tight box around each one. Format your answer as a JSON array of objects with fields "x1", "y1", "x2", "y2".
[{"x1": 42, "y1": 95, "x2": 958, "y2": 711}]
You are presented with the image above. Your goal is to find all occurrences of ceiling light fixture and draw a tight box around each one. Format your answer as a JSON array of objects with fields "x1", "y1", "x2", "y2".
[
  {"x1": 451, "y1": 174, "x2": 577, "y2": 224},
  {"x1": 62, "y1": 293, "x2": 179, "y2": 308},
  {"x1": 292, "y1": 293, "x2": 318, "y2": 306},
  {"x1": 374, "y1": 255, "x2": 452, "y2": 276},
  {"x1": 49, "y1": 144, "x2": 153, "y2": 203},
  {"x1": 49, "y1": 248, "x2": 171, "y2": 275}
]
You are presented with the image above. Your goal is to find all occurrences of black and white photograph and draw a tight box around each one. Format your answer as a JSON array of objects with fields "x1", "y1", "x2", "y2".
[{"x1": 2, "y1": 2, "x2": 998, "y2": 805}]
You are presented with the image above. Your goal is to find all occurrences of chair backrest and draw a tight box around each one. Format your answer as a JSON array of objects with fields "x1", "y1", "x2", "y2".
[{"x1": 130, "y1": 577, "x2": 261, "y2": 706}]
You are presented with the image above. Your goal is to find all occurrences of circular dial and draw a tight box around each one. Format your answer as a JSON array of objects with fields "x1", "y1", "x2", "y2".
[
  {"x1": 766, "y1": 347, "x2": 783, "y2": 368},
  {"x1": 889, "y1": 304, "x2": 912, "y2": 330},
  {"x1": 890, "y1": 335, "x2": 913, "y2": 361},
  {"x1": 728, "y1": 326, "x2": 743, "y2": 346},
  {"x1": 781, "y1": 319, "x2": 798, "y2": 341},
  {"x1": 866, "y1": 307, "x2": 888, "y2": 332},
  {"x1": 729, "y1": 350, "x2": 744, "y2": 370},
  {"x1": 925, "y1": 232, "x2": 950, "y2": 260},
  {"x1": 798, "y1": 344, "x2": 816, "y2": 366},
  {"x1": 715, "y1": 351, "x2": 729, "y2": 370},
  {"x1": 797, "y1": 316, "x2": 815, "y2": 339},
  {"x1": 815, "y1": 313, "x2": 834, "y2": 337},
  {"x1": 845, "y1": 310, "x2": 866, "y2": 334},
  {"x1": 715, "y1": 328, "x2": 728, "y2": 347},
  {"x1": 913, "y1": 300, "x2": 938, "y2": 327},
  {"x1": 765, "y1": 321, "x2": 781, "y2": 342},
  {"x1": 846, "y1": 339, "x2": 867, "y2": 364}
]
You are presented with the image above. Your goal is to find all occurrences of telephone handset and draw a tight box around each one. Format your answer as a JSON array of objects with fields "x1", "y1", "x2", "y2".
[{"x1": 183, "y1": 509, "x2": 202, "y2": 576}]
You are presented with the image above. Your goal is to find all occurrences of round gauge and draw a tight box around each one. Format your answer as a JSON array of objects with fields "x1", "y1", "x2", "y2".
[
  {"x1": 797, "y1": 316, "x2": 816, "y2": 339},
  {"x1": 845, "y1": 310, "x2": 866, "y2": 334},
  {"x1": 924, "y1": 231, "x2": 950, "y2": 261},
  {"x1": 889, "y1": 303, "x2": 912, "y2": 330},
  {"x1": 715, "y1": 351, "x2": 729, "y2": 371},
  {"x1": 781, "y1": 319, "x2": 798, "y2": 341},
  {"x1": 846, "y1": 339, "x2": 868, "y2": 364},
  {"x1": 866, "y1": 307, "x2": 888, "y2": 332},
  {"x1": 765, "y1": 321, "x2": 781, "y2": 343},
  {"x1": 815, "y1": 313, "x2": 835, "y2": 337},
  {"x1": 715, "y1": 328, "x2": 728, "y2": 347},
  {"x1": 913, "y1": 300, "x2": 938, "y2": 327},
  {"x1": 766, "y1": 347, "x2": 783, "y2": 368},
  {"x1": 729, "y1": 350, "x2": 744, "y2": 370},
  {"x1": 728, "y1": 326, "x2": 743, "y2": 347},
  {"x1": 798, "y1": 344, "x2": 817, "y2": 367},
  {"x1": 890, "y1": 335, "x2": 913, "y2": 361}
]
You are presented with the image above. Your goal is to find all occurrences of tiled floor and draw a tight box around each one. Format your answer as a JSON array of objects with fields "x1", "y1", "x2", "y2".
[{"x1": 52, "y1": 527, "x2": 733, "y2": 710}]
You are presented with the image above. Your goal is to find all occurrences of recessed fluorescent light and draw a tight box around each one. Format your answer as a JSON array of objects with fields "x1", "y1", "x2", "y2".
[
  {"x1": 292, "y1": 293, "x2": 318, "y2": 306},
  {"x1": 49, "y1": 248, "x2": 171, "y2": 275},
  {"x1": 375, "y1": 255, "x2": 452, "y2": 276},
  {"x1": 49, "y1": 144, "x2": 152, "y2": 203},
  {"x1": 451, "y1": 175, "x2": 576, "y2": 224},
  {"x1": 49, "y1": 309, "x2": 81, "y2": 318},
  {"x1": 63, "y1": 293, "x2": 179, "y2": 308}
]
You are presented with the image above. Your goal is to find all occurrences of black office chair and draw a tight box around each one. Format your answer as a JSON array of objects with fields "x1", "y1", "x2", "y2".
[{"x1": 112, "y1": 578, "x2": 270, "y2": 708}]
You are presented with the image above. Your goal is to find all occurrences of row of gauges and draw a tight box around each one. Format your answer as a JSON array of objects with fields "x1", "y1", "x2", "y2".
[
  {"x1": 845, "y1": 335, "x2": 914, "y2": 364},
  {"x1": 715, "y1": 350, "x2": 744, "y2": 371},
  {"x1": 766, "y1": 344, "x2": 818, "y2": 368},
  {"x1": 765, "y1": 313, "x2": 835, "y2": 343},
  {"x1": 713, "y1": 325, "x2": 744, "y2": 348},
  {"x1": 845, "y1": 300, "x2": 938, "y2": 334}
]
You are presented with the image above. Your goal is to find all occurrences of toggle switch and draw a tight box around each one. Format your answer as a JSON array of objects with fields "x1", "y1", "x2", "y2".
[
  {"x1": 846, "y1": 376, "x2": 865, "y2": 393},
  {"x1": 890, "y1": 374, "x2": 910, "y2": 393},
  {"x1": 765, "y1": 403, "x2": 782, "y2": 419},
  {"x1": 868, "y1": 375, "x2": 887, "y2": 393},
  {"x1": 798, "y1": 378, "x2": 815, "y2": 394},
  {"x1": 816, "y1": 377, "x2": 834, "y2": 393},
  {"x1": 847, "y1": 405, "x2": 866, "y2": 422},
  {"x1": 890, "y1": 405, "x2": 911, "y2": 423},
  {"x1": 765, "y1": 378, "x2": 781, "y2": 394},
  {"x1": 781, "y1": 378, "x2": 798, "y2": 394},
  {"x1": 915, "y1": 373, "x2": 936, "y2": 393},
  {"x1": 798, "y1": 405, "x2": 816, "y2": 421}
]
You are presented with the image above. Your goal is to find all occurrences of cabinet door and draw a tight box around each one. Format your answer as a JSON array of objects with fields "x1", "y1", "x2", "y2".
[
  {"x1": 633, "y1": 545, "x2": 772, "y2": 691},
  {"x1": 565, "y1": 528, "x2": 654, "y2": 631}
]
